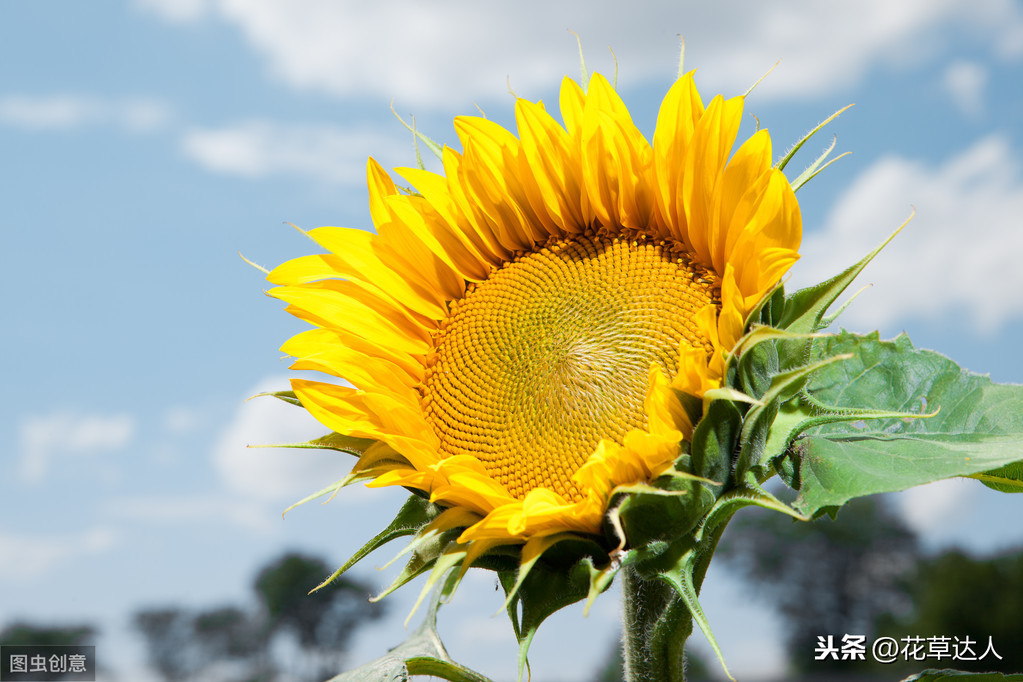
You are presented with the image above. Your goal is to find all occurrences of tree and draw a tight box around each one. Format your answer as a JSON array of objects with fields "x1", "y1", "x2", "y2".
[
  {"x1": 0, "y1": 622, "x2": 95, "y2": 646},
  {"x1": 134, "y1": 551, "x2": 386, "y2": 682},
  {"x1": 134, "y1": 608, "x2": 203, "y2": 682},
  {"x1": 253, "y1": 552, "x2": 386, "y2": 680},
  {"x1": 717, "y1": 496, "x2": 920, "y2": 673},
  {"x1": 135, "y1": 605, "x2": 270, "y2": 682},
  {"x1": 192, "y1": 606, "x2": 269, "y2": 681},
  {"x1": 876, "y1": 548, "x2": 1023, "y2": 674}
]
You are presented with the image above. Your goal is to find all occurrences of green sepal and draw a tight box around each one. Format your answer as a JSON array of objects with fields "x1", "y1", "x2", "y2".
[
  {"x1": 775, "y1": 104, "x2": 852, "y2": 173},
  {"x1": 277, "y1": 436, "x2": 399, "y2": 516},
  {"x1": 614, "y1": 473, "x2": 717, "y2": 570},
  {"x1": 407, "y1": 539, "x2": 522, "y2": 622},
  {"x1": 373, "y1": 528, "x2": 463, "y2": 603},
  {"x1": 734, "y1": 330, "x2": 780, "y2": 400},
  {"x1": 312, "y1": 495, "x2": 441, "y2": 593},
  {"x1": 292, "y1": 431, "x2": 377, "y2": 456},
  {"x1": 689, "y1": 398, "x2": 743, "y2": 484},
  {"x1": 326, "y1": 578, "x2": 494, "y2": 682},
  {"x1": 734, "y1": 352, "x2": 852, "y2": 482},
  {"x1": 281, "y1": 471, "x2": 369, "y2": 517},
  {"x1": 781, "y1": 331, "x2": 1023, "y2": 516},
  {"x1": 254, "y1": 389, "x2": 302, "y2": 407},
  {"x1": 391, "y1": 105, "x2": 444, "y2": 161},
  {"x1": 730, "y1": 323, "x2": 826, "y2": 366},
  {"x1": 499, "y1": 539, "x2": 609, "y2": 682},
  {"x1": 790, "y1": 137, "x2": 851, "y2": 192},
  {"x1": 754, "y1": 281, "x2": 788, "y2": 328},
  {"x1": 900, "y1": 671, "x2": 1023, "y2": 682},
  {"x1": 405, "y1": 541, "x2": 473, "y2": 625},
  {"x1": 655, "y1": 560, "x2": 733, "y2": 681},
  {"x1": 499, "y1": 533, "x2": 582, "y2": 615},
  {"x1": 776, "y1": 217, "x2": 908, "y2": 346}
]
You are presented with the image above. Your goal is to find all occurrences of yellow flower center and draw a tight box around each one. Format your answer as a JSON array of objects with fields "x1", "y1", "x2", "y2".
[{"x1": 421, "y1": 234, "x2": 716, "y2": 501}]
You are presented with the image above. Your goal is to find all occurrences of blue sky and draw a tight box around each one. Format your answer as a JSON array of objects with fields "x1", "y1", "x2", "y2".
[{"x1": 3, "y1": 1, "x2": 1023, "y2": 680}]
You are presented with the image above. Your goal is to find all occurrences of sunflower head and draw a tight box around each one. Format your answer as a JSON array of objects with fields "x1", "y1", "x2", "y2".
[{"x1": 267, "y1": 68, "x2": 802, "y2": 660}]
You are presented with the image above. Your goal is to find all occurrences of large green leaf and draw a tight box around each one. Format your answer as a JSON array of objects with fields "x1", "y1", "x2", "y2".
[
  {"x1": 973, "y1": 461, "x2": 1023, "y2": 493},
  {"x1": 782, "y1": 332, "x2": 1023, "y2": 516}
]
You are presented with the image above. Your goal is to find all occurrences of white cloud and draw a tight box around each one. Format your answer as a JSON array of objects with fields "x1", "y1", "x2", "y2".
[
  {"x1": 895, "y1": 477, "x2": 979, "y2": 535},
  {"x1": 103, "y1": 494, "x2": 277, "y2": 533},
  {"x1": 942, "y1": 60, "x2": 988, "y2": 117},
  {"x1": 789, "y1": 135, "x2": 1023, "y2": 334},
  {"x1": 0, "y1": 95, "x2": 171, "y2": 133},
  {"x1": 19, "y1": 412, "x2": 136, "y2": 483},
  {"x1": 180, "y1": 121, "x2": 405, "y2": 186},
  {"x1": 137, "y1": 0, "x2": 1023, "y2": 107},
  {"x1": 162, "y1": 405, "x2": 203, "y2": 434},
  {"x1": 212, "y1": 376, "x2": 356, "y2": 503},
  {"x1": 0, "y1": 528, "x2": 118, "y2": 582}
]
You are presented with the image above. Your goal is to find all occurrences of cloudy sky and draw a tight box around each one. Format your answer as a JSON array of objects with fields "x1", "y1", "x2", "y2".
[{"x1": 3, "y1": 1, "x2": 1023, "y2": 680}]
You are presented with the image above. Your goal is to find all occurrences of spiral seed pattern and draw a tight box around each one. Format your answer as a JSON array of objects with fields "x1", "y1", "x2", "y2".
[{"x1": 421, "y1": 234, "x2": 716, "y2": 502}]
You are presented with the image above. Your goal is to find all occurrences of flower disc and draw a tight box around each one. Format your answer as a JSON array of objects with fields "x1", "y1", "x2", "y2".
[{"x1": 423, "y1": 234, "x2": 716, "y2": 502}]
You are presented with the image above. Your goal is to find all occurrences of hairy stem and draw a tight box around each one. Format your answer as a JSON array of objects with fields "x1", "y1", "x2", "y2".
[{"x1": 621, "y1": 567, "x2": 693, "y2": 681}]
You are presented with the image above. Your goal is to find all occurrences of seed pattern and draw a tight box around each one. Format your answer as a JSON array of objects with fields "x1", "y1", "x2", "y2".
[{"x1": 421, "y1": 234, "x2": 717, "y2": 502}]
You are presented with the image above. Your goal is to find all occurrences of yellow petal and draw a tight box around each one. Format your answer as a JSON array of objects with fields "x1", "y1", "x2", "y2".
[
  {"x1": 515, "y1": 98, "x2": 587, "y2": 232},
  {"x1": 304, "y1": 226, "x2": 449, "y2": 318},
  {"x1": 270, "y1": 280, "x2": 433, "y2": 356},
  {"x1": 681, "y1": 94, "x2": 744, "y2": 268},
  {"x1": 367, "y1": 159, "x2": 467, "y2": 300},
  {"x1": 652, "y1": 71, "x2": 705, "y2": 241}
]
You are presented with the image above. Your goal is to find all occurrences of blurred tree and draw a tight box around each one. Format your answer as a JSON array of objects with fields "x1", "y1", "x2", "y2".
[
  {"x1": 134, "y1": 608, "x2": 199, "y2": 681},
  {"x1": 876, "y1": 548, "x2": 1023, "y2": 674},
  {"x1": 135, "y1": 605, "x2": 271, "y2": 682},
  {"x1": 0, "y1": 622, "x2": 95, "y2": 646},
  {"x1": 253, "y1": 552, "x2": 386, "y2": 680},
  {"x1": 717, "y1": 496, "x2": 919, "y2": 674},
  {"x1": 192, "y1": 605, "x2": 271, "y2": 681},
  {"x1": 134, "y1": 552, "x2": 385, "y2": 682}
]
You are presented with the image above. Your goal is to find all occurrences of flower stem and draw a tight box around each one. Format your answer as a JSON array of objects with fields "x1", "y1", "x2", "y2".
[
  {"x1": 621, "y1": 566, "x2": 694, "y2": 681},
  {"x1": 620, "y1": 516, "x2": 733, "y2": 682}
]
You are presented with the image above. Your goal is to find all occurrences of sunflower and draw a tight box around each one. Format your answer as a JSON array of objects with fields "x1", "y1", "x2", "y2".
[{"x1": 267, "y1": 71, "x2": 801, "y2": 558}]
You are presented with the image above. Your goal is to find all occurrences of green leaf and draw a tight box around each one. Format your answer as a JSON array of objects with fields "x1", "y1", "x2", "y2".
[
  {"x1": 404, "y1": 657, "x2": 494, "y2": 682},
  {"x1": 900, "y1": 670, "x2": 1023, "y2": 682},
  {"x1": 784, "y1": 332, "x2": 1023, "y2": 516},
  {"x1": 972, "y1": 461, "x2": 1023, "y2": 493}
]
